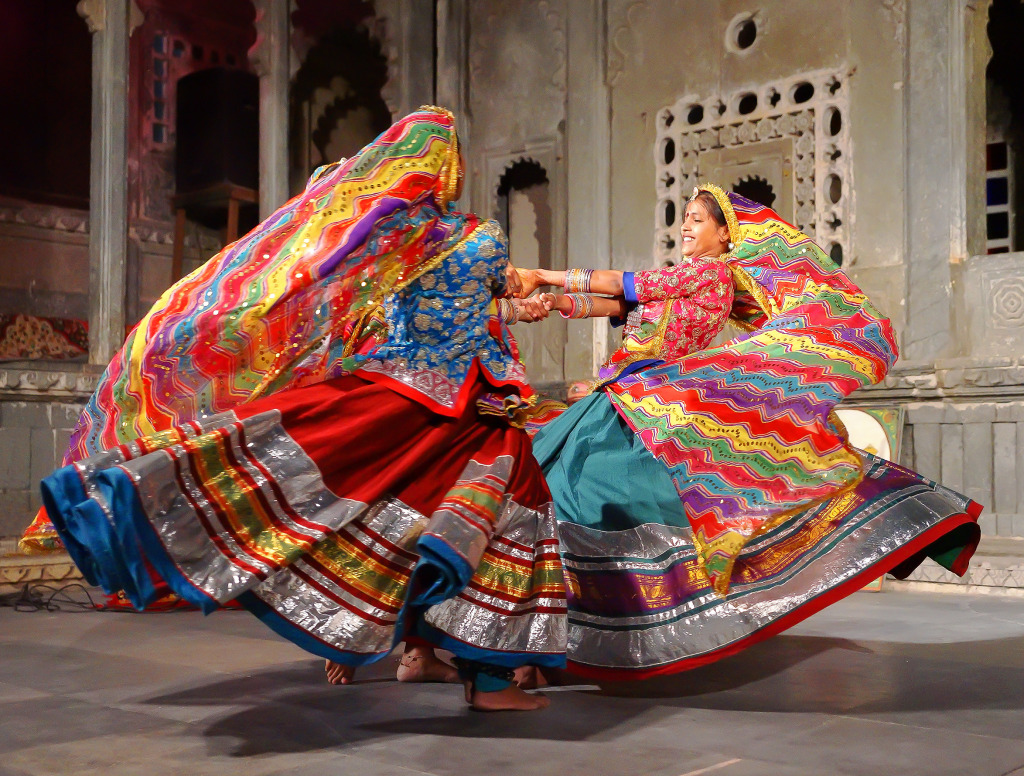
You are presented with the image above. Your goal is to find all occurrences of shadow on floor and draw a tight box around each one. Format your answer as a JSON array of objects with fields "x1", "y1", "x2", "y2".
[{"x1": 124, "y1": 631, "x2": 1024, "y2": 756}]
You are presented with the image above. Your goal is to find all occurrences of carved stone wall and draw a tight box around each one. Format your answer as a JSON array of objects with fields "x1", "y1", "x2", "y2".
[
  {"x1": 606, "y1": 0, "x2": 907, "y2": 326},
  {"x1": 959, "y1": 251, "x2": 1024, "y2": 359},
  {"x1": 654, "y1": 68, "x2": 851, "y2": 267},
  {"x1": 0, "y1": 370, "x2": 94, "y2": 539},
  {"x1": 0, "y1": 200, "x2": 219, "y2": 321},
  {"x1": 466, "y1": 0, "x2": 566, "y2": 209}
]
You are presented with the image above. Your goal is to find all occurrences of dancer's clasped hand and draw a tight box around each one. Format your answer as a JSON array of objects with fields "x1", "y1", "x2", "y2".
[
  {"x1": 516, "y1": 293, "x2": 556, "y2": 323},
  {"x1": 504, "y1": 263, "x2": 524, "y2": 298},
  {"x1": 514, "y1": 268, "x2": 543, "y2": 299}
]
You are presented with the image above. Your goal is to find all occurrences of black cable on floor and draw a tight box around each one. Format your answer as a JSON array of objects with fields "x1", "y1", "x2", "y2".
[{"x1": 0, "y1": 581, "x2": 100, "y2": 612}]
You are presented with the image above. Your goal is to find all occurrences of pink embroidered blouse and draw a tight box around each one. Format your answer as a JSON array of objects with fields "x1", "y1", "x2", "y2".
[{"x1": 596, "y1": 256, "x2": 734, "y2": 384}]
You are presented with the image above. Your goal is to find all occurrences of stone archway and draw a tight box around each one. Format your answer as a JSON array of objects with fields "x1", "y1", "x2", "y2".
[
  {"x1": 289, "y1": 10, "x2": 391, "y2": 192},
  {"x1": 493, "y1": 157, "x2": 564, "y2": 385}
]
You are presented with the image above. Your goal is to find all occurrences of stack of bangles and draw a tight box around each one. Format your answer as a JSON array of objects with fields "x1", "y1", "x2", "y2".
[
  {"x1": 497, "y1": 297, "x2": 518, "y2": 325},
  {"x1": 560, "y1": 293, "x2": 594, "y2": 319},
  {"x1": 563, "y1": 267, "x2": 594, "y2": 293}
]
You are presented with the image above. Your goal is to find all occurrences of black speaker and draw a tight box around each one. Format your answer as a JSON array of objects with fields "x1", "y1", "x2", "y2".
[{"x1": 175, "y1": 67, "x2": 259, "y2": 195}]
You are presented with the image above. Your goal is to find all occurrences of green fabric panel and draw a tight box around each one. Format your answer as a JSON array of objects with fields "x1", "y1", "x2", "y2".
[
  {"x1": 531, "y1": 392, "x2": 686, "y2": 531},
  {"x1": 926, "y1": 523, "x2": 977, "y2": 571}
]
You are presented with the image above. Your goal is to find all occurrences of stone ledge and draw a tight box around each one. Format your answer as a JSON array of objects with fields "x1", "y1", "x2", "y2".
[
  {"x1": 0, "y1": 365, "x2": 99, "y2": 399},
  {"x1": 0, "y1": 551, "x2": 83, "y2": 594},
  {"x1": 886, "y1": 579, "x2": 1024, "y2": 597},
  {"x1": 855, "y1": 358, "x2": 1024, "y2": 402}
]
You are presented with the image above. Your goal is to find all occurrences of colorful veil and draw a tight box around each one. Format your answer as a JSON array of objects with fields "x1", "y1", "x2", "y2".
[
  {"x1": 21, "y1": 107, "x2": 477, "y2": 552},
  {"x1": 607, "y1": 184, "x2": 900, "y2": 593}
]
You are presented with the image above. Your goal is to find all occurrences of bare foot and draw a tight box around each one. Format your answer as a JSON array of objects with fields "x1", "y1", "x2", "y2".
[
  {"x1": 325, "y1": 659, "x2": 355, "y2": 685},
  {"x1": 468, "y1": 683, "x2": 550, "y2": 711},
  {"x1": 512, "y1": 665, "x2": 549, "y2": 689},
  {"x1": 396, "y1": 646, "x2": 459, "y2": 683}
]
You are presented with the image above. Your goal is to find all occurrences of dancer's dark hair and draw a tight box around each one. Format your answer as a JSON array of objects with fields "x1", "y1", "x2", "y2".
[{"x1": 691, "y1": 190, "x2": 727, "y2": 228}]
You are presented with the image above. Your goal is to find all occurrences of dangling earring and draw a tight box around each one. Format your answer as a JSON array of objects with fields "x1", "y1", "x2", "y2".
[{"x1": 728, "y1": 242, "x2": 735, "y2": 251}]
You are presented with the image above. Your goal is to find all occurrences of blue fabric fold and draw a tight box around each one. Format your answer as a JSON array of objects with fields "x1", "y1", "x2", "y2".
[
  {"x1": 409, "y1": 533, "x2": 473, "y2": 606},
  {"x1": 40, "y1": 466, "x2": 98, "y2": 585},
  {"x1": 622, "y1": 271, "x2": 638, "y2": 304}
]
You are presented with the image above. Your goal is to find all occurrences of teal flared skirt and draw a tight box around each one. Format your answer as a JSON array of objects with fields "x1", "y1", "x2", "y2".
[{"x1": 532, "y1": 390, "x2": 980, "y2": 681}]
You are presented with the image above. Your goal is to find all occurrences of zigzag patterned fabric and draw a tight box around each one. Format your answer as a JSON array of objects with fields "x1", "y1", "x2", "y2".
[
  {"x1": 606, "y1": 188, "x2": 899, "y2": 594},
  {"x1": 20, "y1": 107, "x2": 475, "y2": 553}
]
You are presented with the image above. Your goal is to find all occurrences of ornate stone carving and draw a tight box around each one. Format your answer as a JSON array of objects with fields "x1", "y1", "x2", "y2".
[
  {"x1": 248, "y1": 0, "x2": 287, "y2": 79},
  {"x1": 0, "y1": 202, "x2": 89, "y2": 233},
  {"x1": 484, "y1": 143, "x2": 560, "y2": 220},
  {"x1": 607, "y1": 1, "x2": 649, "y2": 87},
  {"x1": 75, "y1": 0, "x2": 144, "y2": 36},
  {"x1": 0, "y1": 367, "x2": 100, "y2": 399},
  {"x1": 880, "y1": 0, "x2": 907, "y2": 47},
  {"x1": 469, "y1": 0, "x2": 566, "y2": 119},
  {"x1": 0, "y1": 200, "x2": 219, "y2": 251},
  {"x1": 76, "y1": 0, "x2": 105, "y2": 33},
  {"x1": 992, "y1": 279, "x2": 1024, "y2": 327},
  {"x1": 654, "y1": 67, "x2": 852, "y2": 266},
  {"x1": 0, "y1": 553, "x2": 85, "y2": 592},
  {"x1": 128, "y1": 223, "x2": 221, "y2": 251}
]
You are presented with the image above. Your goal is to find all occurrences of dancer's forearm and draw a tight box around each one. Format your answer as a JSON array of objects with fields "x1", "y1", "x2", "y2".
[
  {"x1": 531, "y1": 268, "x2": 625, "y2": 297},
  {"x1": 549, "y1": 294, "x2": 628, "y2": 320}
]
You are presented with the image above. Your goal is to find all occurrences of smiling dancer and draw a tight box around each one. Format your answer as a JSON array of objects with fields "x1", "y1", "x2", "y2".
[{"x1": 513, "y1": 183, "x2": 981, "y2": 680}]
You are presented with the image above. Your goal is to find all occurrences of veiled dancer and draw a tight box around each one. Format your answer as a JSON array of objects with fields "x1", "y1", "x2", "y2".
[
  {"x1": 515, "y1": 184, "x2": 980, "y2": 680},
  {"x1": 38, "y1": 107, "x2": 564, "y2": 711}
]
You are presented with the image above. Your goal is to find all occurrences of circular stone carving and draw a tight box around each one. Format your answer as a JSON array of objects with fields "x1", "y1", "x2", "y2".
[
  {"x1": 737, "y1": 92, "x2": 758, "y2": 115},
  {"x1": 660, "y1": 137, "x2": 676, "y2": 165},
  {"x1": 661, "y1": 199, "x2": 677, "y2": 228},
  {"x1": 825, "y1": 173, "x2": 842, "y2": 205},
  {"x1": 824, "y1": 106, "x2": 842, "y2": 136},
  {"x1": 726, "y1": 14, "x2": 758, "y2": 52},
  {"x1": 993, "y1": 281, "x2": 1024, "y2": 326}
]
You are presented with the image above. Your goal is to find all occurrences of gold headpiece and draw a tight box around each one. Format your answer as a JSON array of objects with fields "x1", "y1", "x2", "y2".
[
  {"x1": 691, "y1": 182, "x2": 740, "y2": 246},
  {"x1": 419, "y1": 105, "x2": 461, "y2": 207}
]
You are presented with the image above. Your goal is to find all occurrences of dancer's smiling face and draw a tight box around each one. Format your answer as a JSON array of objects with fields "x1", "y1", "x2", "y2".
[{"x1": 680, "y1": 196, "x2": 731, "y2": 259}]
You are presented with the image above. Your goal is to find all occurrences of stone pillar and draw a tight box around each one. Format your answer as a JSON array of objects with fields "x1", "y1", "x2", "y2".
[
  {"x1": 435, "y1": 0, "x2": 471, "y2": 206},
  {"x1": 565, "y1": 0, "x2": 611, "y2": 377},
  {"x1": 903, "y1": 0, "x2": 979, "y2": 361},
  {"x1": 249, "y1": 0, "x2": 290, "y2": 220},
  {"x1": 376, "y1": 0, "x2": 435, "y2": 120},
  {"x1": 78, "y1": 0, "x2": 130, "y2": 367}
]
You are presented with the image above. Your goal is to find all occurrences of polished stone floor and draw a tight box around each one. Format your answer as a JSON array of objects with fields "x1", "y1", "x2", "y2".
[{"x1": 2, "y1": 589, "x2": 1024, "y2": 776}]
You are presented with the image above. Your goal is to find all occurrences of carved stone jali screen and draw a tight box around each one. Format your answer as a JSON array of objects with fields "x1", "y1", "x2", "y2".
[{"x1": 654, "y1": 68, "x2": 852, "y2": 267}]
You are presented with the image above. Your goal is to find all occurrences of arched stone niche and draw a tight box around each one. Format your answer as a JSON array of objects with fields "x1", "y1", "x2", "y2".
[
  {"x1": 483, "y1": 146, "x2": 567, "y2": 384},
  {"x1": 288, "y1": 3, "x2": 391, "y2": 194}
]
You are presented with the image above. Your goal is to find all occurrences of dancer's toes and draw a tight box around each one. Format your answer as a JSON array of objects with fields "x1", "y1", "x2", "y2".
[
  {"x1": 470, "y1": 683, "x2": 549, "y2": 711},
  {"x1": 325, "y1": 659, "x2": 355, "y2": 685},
  {"x1": 396, "y1": 647, "x2": 459, "y2": 683}
]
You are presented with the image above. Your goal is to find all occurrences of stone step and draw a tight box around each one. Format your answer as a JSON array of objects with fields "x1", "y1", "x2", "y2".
[{"x1": 0, "y1": 548, "x2": 83, "y2": 595}]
